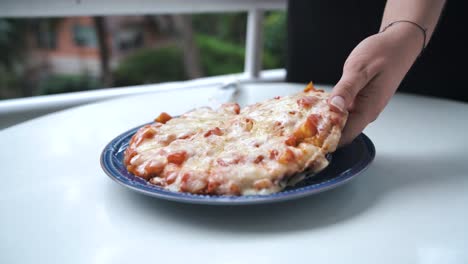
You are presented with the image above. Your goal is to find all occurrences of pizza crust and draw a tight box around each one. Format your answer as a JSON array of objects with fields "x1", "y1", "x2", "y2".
[{"x1": 124, "y1": 83, "x2": 348, "y2": 195}]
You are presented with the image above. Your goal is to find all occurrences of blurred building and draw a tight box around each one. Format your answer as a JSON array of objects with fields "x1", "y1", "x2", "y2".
[{"x1": 27, "y1": 16, "x2": 163, "y2": 77}]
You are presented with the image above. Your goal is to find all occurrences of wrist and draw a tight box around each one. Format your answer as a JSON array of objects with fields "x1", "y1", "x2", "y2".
[{"x1": 379, "y1": 21, "x2": 425, "y2": 59}]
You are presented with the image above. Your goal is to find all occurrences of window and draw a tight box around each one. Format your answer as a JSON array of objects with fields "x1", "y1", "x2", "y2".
[
  {"x1": 73, "y1": 25, "x2": 97, "y2": 47},
  {"x1": 1, "y1": 12, "x2": 285, "y2": 100},
  {"x1": 117, "y1": 27, "x2": 144, "y2": 51}
]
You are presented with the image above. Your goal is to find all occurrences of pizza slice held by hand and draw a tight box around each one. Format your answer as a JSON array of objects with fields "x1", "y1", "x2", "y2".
[{"x1": 124, "y1": 83, "x2": 348, "y2": 195}]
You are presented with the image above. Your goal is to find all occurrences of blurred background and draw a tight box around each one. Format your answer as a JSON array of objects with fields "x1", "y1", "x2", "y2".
[{"x1": 0, "y1": 12, "x2": 286, "y2": 100}]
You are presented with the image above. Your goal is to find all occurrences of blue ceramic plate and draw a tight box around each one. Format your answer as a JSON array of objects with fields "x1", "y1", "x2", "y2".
[{"x1": 101, "y1": 124, "x2": 375, "y2": 205}]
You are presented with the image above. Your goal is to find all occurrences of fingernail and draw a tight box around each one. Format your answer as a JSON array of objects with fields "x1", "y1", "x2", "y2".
[{"x1": 330, "y1": 96, "x2": 345, "y2": 112}]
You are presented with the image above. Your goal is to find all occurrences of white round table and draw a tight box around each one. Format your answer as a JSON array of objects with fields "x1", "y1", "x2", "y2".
[{"x1": 1, "y1": 83, "x2": 468, "y2": 264}]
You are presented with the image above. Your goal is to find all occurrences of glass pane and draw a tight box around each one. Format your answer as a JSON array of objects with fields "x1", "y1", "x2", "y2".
[
  {"x1": 263, "y1": 11, "x2": 286, "y2": 70},
  {"x1": 0, "y1": 13, "x2": 285, "y2": 100},
  {"x1": 73, "y1": 25, "x2": 97, "y2": 47}
]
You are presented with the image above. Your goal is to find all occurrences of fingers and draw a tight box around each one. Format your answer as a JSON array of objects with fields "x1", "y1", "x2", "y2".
[
  {"x1": 330, "y1": 51, "x2": 383, "y2": 146},
  {"x1": 329, "y1": 56, "x2": 381, "y2": 113},
  {"x1": 339, "y1": 107, "x2": 372, "y2": 146},
  {"x1": 338, "y1": 81, "x2": 383, "y2": 146}
]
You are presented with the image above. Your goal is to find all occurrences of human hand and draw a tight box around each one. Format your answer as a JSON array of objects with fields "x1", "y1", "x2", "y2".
[{"x1": 328, "y1": 23, "x2": 424, "y2": 145}]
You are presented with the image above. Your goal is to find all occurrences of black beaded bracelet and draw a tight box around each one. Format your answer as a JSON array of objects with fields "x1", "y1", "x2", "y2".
[{"x1": 380, "y1": 20, "x2": 427, "y2": 55}]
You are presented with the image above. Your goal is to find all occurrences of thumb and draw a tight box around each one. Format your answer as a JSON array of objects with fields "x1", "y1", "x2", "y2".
[{"x1": 328, "y1": 62, "x2": 374, "y2": 112}]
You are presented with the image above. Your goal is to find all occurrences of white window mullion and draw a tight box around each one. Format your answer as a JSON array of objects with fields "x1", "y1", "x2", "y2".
[{"x1": 244, "y1": 9, "x2": 264, "y2": 79}]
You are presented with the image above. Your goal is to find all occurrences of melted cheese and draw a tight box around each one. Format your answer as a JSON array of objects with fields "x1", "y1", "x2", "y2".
[{"x1": 125, "y1": 90, "x2": 348, "y2": 195}]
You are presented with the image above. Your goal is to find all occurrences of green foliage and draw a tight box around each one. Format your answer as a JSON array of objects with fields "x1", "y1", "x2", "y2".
[
  {"x1": 0, "y1": 67, "x2": 21, "y2": 99},
  {"x1": 0, "y1": 19, "x2": 27, "y2": 99},
  {"x1": 38, "y1": 74, "x2": 101, "y2": 95},
  {"x1": 113, "y1": 46, "x2": 186, "y2": 86},
  {"x1": 196, "y1": 34, "x2": 278, "y2": 76},
  {"x1": 112, "y1": 35, "x2": 278, "y2": 85},
  {"x1": 263, "y1": 11, "x2": 287, "y2": 69},
  {"x1": 192, "y1": 13, "x2": 247, "y2": 45},
  {"x1": 193, "y1": 11, "x2": 287, "y2": 71},
  {"x1": 0, "y1": 19, "x2": 26, "y2": 68},
  {"x1": 196, "y1": 34, "x2": 244, "y2": 76}
]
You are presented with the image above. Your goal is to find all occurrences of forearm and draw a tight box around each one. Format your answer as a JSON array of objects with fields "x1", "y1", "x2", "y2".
[
  {"x1": 330, "y1": 0, "x2": 447, "y2": 145},
  {"x1": 380, "y1": 0, "x2": 446, "y2": 42}
]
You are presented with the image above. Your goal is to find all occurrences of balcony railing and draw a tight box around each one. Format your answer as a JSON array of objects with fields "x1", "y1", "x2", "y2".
[{"x1": 0, "y1": 0, "x2": 287, "y2": 129}]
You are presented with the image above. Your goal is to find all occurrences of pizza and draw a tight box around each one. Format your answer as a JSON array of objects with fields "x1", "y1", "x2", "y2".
[{"x1": 124, "y1": 83, "x2": 348, "y2": 195}]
